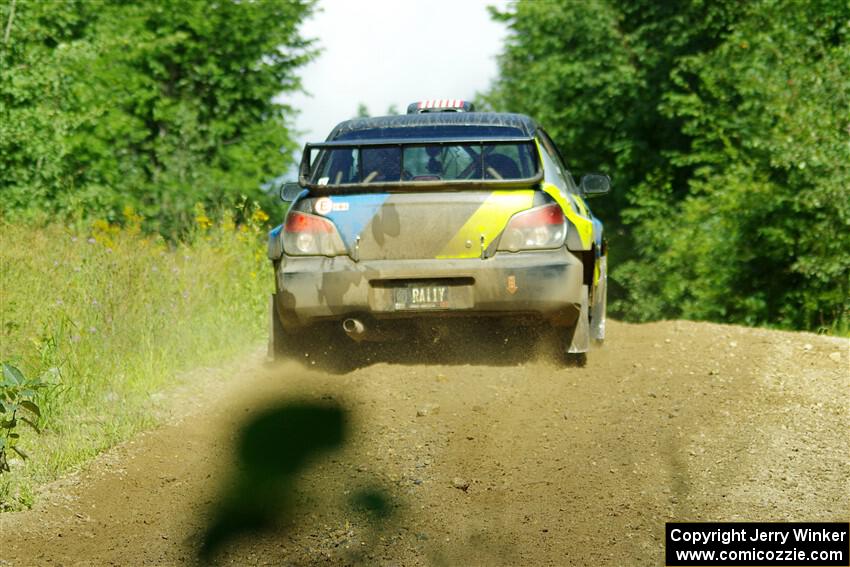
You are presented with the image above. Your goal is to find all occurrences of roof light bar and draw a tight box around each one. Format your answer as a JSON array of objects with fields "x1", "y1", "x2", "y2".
[{"x1": 407, "y1": 99, "x2": 475, "y2": 114}]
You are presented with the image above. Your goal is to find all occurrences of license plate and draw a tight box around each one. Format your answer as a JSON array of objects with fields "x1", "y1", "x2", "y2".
[{"x1": 393, "y1": 285, "x2": 450, "y2": 310}]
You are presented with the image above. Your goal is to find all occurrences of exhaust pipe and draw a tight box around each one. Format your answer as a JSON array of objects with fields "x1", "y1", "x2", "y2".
[
  {"x1": 342, "y1": 318, "x2": 366, "y2": 340},
  {"x1": 342, "y1": 317, "x2": 404, "y2": 343}
]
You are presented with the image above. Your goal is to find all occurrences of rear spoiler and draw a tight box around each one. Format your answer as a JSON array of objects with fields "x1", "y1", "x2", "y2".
[{"x1": 297, "y1": 136, "x2": 543, "y2": 194}]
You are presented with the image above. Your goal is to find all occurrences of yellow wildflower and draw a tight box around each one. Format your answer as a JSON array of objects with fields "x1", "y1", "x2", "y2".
[
  {"x1": 221, "y1": 211, "x2": 236, "y2": 232},
  {"x1": 194, "y1": 203, "x2": 213, "y2": 231},
  {"x1": 91, "y1": 219, "x2": 119, "y2": 247},
  {"x1": 122, "y1": 205, "x2": 143, "y2": 235}
]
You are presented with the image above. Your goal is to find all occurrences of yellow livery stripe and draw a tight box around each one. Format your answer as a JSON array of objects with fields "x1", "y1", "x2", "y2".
[
  {"x1": 540, "y1": 183, "x2": 594, "y2": 249},
  {"x1": 436, "y1": 190, "x2": 535, "y2": 259}
]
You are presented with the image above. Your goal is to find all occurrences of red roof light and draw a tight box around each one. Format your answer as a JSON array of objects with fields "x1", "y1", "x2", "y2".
[{"x1": 407, "y1": 99, "x2": 475, "y2": 113}]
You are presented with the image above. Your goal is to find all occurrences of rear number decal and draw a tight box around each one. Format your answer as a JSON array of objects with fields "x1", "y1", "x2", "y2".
[{"x1": 314, "y1": 197, "x2": 332, "y2": 215}]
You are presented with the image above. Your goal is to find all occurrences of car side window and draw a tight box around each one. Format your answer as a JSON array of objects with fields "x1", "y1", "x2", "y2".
[
  {"x1": 564, "y1": 171, "x2": 579, "y2": 192},
  {"x1": 537, "y1": 132, "x2": 569, "y2": 195},
  {"x1": 538, "y1": 130, "x2": 579, "y2": 195}
]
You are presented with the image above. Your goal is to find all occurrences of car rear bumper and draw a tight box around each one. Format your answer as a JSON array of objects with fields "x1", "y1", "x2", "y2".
[{"x1": 274, "y1": 248, "x2": 585, "y2": 328}]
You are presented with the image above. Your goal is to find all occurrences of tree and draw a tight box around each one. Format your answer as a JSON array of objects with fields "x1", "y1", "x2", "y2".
[
  {"x1": 0, "y1": 0, "x2": 317, "y2": 234},
  {"x1": 625, "y1": 0, "x2": 850, "y2": 329},
  {"x1": 355, "y1": 102, "x2": 370, "y2": 118},
  {"x1": 487, "y1": 0, "x2": 850, "y2": 330}
]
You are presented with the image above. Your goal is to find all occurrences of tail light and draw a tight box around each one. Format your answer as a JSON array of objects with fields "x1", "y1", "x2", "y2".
[
  {"x1": 497, "y1": 203, "x2": 567, "y2": 252},
  {"x1": 283, "y1": 211, "x2": 347, "y2": 256}
]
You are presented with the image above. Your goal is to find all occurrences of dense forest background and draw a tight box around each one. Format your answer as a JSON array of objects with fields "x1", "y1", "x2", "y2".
[
  {"x1": 485, "y1": 0, "x2": 850, "y2": 331},
  {"x1": 2, "y1": 0, "x2": 848, "y2": 332},
  {"x1": 0, "y1": 0, "x2": 315, "y2": 234}
]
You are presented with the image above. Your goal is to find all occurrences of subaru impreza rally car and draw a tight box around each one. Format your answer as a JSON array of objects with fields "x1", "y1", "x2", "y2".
[{"x1": 267, "y1": 100, "x2": 609, "y2": 366}]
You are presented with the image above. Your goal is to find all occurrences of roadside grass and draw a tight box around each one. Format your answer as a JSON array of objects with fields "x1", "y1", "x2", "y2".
[
  {"x1": 0, "y1": 208, "x2": 271, "y2": 510},
  {"x1": 826, "y1": 319, "x2": 850, "y2": 338}
]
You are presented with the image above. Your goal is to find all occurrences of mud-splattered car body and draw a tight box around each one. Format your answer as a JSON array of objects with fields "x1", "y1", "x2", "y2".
[{"x1": 268, "y1": 106, "x2": 609, "y2": 365}]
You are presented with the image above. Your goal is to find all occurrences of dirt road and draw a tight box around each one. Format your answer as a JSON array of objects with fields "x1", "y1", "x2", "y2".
[{"x1": 1, "y1": 320, "x2": 848, "y2": 566}]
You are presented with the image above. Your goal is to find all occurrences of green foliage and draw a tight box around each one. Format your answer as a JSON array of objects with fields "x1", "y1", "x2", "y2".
[
  {"x1": 0, "y1": 212, "x2": 270, "y2": 509},
  {"x1": 0, "y1": 0, "x2": 315, "y2": 234},
  {"x1": 0, "y1": 363, "x2": 45, "y2": 474},
  {"x1": 356, "y1": 102, "x2": 371, "y2": 118},
  {"x1": 485, "y1": 0, "x2": 639, "y2": 222},
  {"x1": 487, "y1": 0, "x2": 850, "y2": 331}
]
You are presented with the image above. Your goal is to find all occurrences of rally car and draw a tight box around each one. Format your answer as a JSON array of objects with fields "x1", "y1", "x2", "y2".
[{"x1": 267, "y1": 100, "x2": 609, "y2": 366}]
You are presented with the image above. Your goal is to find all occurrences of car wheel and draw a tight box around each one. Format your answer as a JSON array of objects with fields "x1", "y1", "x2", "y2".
[
  {"x1": 269, "y1": 304, "x2": 364, "y2": 373},
  {"x1": 268, "y1": 295, "x2": 300, "y2": 361}
]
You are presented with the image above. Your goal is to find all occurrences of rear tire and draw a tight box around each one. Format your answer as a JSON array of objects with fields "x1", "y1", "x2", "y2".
[
  {"x1": 269, "y1": 301, "x2": 364, "y2": 373},
  {"x1": 268, "y1": 295, "x2": 297, "y2": 361}
]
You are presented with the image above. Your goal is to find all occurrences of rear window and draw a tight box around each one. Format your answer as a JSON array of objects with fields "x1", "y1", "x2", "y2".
[{"x1": 312, "y1": 142, "x2": 539, "y2": 185}]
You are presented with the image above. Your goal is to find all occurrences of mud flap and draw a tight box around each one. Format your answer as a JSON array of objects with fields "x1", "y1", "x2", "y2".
[
  {"x1": 567, "y1": 285, "x2": 590, "y2": 354},
  {"x1": 590, "y1": 256, "x2": 607, "y2": 343}
]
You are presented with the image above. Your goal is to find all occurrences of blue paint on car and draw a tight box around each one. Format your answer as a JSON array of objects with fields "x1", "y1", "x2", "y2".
[{"x1": 323, "y1": 193, "x2": 390, "y2": 248}]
